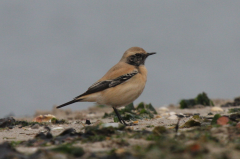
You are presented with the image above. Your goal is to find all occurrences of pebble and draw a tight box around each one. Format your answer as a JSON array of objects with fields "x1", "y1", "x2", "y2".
[
  {"x1": 167, "y1": 115, "x2": 178, "y2": 120},
  {"x1": 229, "y1": 114, "x2": 240, "y2": 121},
  {"x1": 115, "y1": 148, "x2": 126, "y2": 155},
  {"x1": 169, "y1": 112, "x2": 176, "y2": 115},
  {"x1": 176, "y1": 114, "x2": 185, "y2": 118},
  {"x1": 86, "y1": 113, "x2": 96, "y2": 117},
  {"x1": 159, "y1": 107, "x2": 169, "y2": 112},
  {"x1": 161, "y1": 113, "x2": 170, "y2": 117},
  {"x1": 217, "y1": 116, "x2": 229, "y2": 125},
  {"x1": 236, "y1": 122, "x2": 240, "y2": 128},
  {"x1": 16, "y1": 147, "x2": 38, "y2": 154},
  {"x1": 102, "y1": 123, "x2": 120, "y2": 128},
  {"x1": 211, "y1": 107, "x2": 223, "y2": 112},
  {"x1": 155, "y1": 115, "x2": 161, "y2": 118},
  {"x1": 31, "y1": 124, "x2": 40, "y2": 129},
  {"x1": 51, "y1": 127, "x2": 64, "y2": 130},
  {"x1": 33, "y1": 114, "x2": 56, "y2": 122},
  {"x1": 85, "y1": 119, "x2": 91, "y2": 125},
  {"x1": 132, "y1": 121, "x2": 139, "y2": 124},
  {"x1": 92, "y1": 120, "x2": 104, "y2": 126}
]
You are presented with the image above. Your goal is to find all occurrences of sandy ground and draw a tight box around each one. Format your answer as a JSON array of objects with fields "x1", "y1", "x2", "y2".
[
  {"x1": 0, "y1": 104, "x2": 233, "y2": 144},
  {"x1": 1, "y1": 99, "x2": 240, "y2": 158}
]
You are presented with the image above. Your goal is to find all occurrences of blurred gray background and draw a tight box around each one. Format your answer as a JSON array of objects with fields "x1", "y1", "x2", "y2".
[{"x1": 1, "y1": 1, "x2": 240, "y2": 117}]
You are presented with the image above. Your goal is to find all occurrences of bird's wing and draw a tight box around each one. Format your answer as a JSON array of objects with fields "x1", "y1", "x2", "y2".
[{"x1": 74, "y1": 70, "x2": 138, "y2": 99}]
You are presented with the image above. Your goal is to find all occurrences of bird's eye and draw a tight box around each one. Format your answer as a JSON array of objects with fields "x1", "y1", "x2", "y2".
[{"x1": 130, "y1": 56, "x2": 135, "y2": 61}]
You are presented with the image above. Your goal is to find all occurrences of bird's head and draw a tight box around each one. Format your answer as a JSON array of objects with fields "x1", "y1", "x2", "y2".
[{"x1": 120, "y1": 47, "x2": 156, "y2": 66}]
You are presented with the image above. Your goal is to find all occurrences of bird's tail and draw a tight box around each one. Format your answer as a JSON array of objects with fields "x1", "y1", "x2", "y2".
[{"x1": 56, "y1": 99, "x2": 81, "y2": 109}]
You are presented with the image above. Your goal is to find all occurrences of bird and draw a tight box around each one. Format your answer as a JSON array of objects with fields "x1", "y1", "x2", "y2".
[{"x1": 57, "y1": 47, "x2": 156, "y2": 126}]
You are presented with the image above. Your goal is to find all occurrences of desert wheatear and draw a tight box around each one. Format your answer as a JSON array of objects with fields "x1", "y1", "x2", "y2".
[{"x1": 57, "y1": 47, "x2": 156, "y2": 125}]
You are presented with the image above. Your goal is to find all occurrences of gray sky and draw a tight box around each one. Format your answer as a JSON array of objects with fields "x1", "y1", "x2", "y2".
[{"x1": 1, "y1": 1, "x2": 240, "y2": 117}]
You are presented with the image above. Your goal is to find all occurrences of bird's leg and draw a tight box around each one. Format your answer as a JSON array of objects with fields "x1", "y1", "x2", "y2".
[
  {"x1": 112, "y1": 107, "x2": 128, "y2": 126},
  {"x1": 112, "y1": 107, "x2": 124, "y2": 124}
]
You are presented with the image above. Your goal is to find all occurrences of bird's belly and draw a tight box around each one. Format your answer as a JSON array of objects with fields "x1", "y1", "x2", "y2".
[{"x1": 98, "y1": 75, "x2": 146, "y2": 107}]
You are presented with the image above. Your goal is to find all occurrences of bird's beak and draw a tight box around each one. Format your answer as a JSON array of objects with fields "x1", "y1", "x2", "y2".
[{"x1": 147, "y1": 52, "x2": 156, "y2": 57}]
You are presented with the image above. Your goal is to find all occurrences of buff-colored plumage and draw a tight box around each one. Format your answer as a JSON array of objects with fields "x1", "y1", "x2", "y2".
[
  {"x1": 57, "y1": 47, "x2": 155, "y2": 125},
  {"x1": 75, "y1": 47, "x2": 148, "y2": 107},
  {"x1": 100, "y1": 65, "x2": 147, "y2": 107}
]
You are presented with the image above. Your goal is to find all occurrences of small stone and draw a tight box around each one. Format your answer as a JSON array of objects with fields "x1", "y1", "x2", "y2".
[
  {"x1": 169, "y1": 112, "x2": 176, "y2": 115},
  {"x1": 183, "y1": 113, "x2": 193, "y2": 117},
  {"x1": 31, "y1": 124, "x2": 40, "y2": 129},
  {"x1": 118, "y1": 106, "x2": 125, "y2": 110},
  {"x1": 92, "y1": 120, "x2": 104, "y2": 126},
  {"x1": 159, "y1": 107, "x2": 169, "y2": 112},
  {"x1": 161, "y1": 113, "x2": 170, "y2": 117},
  {"x1": 102, "y1": 123, "x2": 120, "y2": 128},
  {"x1": 0, "y1": 117, "x2": 15, "y2": 128},
  {"x1": 229, "y1": 113, "x2": 240, "y2": 122},
  {"x1": 189, "y1": 143, "x2": 201, "y2": 152},
  {"x1": 85, "y1": 119, "x2": 91, "y2": 125},
  {"x1": 211, "y1": 107, "x2": 223, "y2": 112},
  {"x1": 33, "y1": 114, "x2": 56, "y2": 123},
  {"x1": 8, "y1": 126, "x2": 14, "y2": 129},
  {"x1": 217, "y1": 116, "x2": 229, "y2": 125},
  {"x1": 16, "y1": 147, "x2": 38, "y2": 154},
  {"x1": 236, "y1": 122, "x2": 240, "y2": 128},
  {"x1": 51, "y1": 127, "x2": 64, "y2": 130},
  {"x1": 132, "y1": 121, "x2": 139, "y2": 124},
  {"x1": 115, "y1": 148, "x2": 126, "y2": 155},
  {"x1": 86, "y1": 113, "x2": 96, "y2": 117},
  {"x1": 176, "y1": 113, "x2": 185, "y2": 118},
  {"x1": 167, "y1": 115, "x2": 178, "y2": 120}
]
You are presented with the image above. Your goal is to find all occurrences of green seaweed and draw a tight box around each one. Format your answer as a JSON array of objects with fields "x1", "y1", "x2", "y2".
[
  {"x1": 103, "y1": 102, "x2": 157, "y2": 122},
  {"x1": 51, "y1": 118, "x2": 66, "y2": 124},
  {"x1": 51, "y1": 144, "x2": 84, "y2": 157},
  {"x1": 180, "y1": 92, "x2": 214, "y2": 109},
  {"x1": 146, "y1": 125, "x2": 155, "y2": 128},
  {"x1": 136, "y1": 102, "x2": 145, "y2": 110},
  {"x1": 192, "y1": 115, "x2": 200, "y2": 120},
  {"x1": 211, "y1": 114, "x2": 221, "y2": 125},
  {"x1": 195, "y1": 92, "x2": 212, "y2": 106},
  {"x1": 152, "y1": 126, "x2": 167, "y2": 135},
  {"x1": 10, "y1": 141, "x2": 22, "y2": 147},
  {"x1": 124, "y1": 103, "x2": 135, "y2": 112},
  {"x1": 180, "y1": 119, "x2": 201, "y2": 128},
  {"x1": 146, "y1": 103, "x2": 158, "y2": 114},
  {"x1": 180, "y1": 99, "x2": 196, "y2": 109},
  {"x1": 82, "y1": 123, "x2": 125, "y2": 142},
  {"x1": 13, "y1": 121, "x2": 48, "y2": 127},
  {"x1": 228, "y1": 108, "x2": 240, "y2": 113}
]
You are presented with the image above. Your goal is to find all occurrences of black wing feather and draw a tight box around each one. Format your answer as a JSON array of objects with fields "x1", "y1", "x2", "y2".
[
  {"x1": 109, "y1": 71, "x2": 138, "y2": 87},
  {"x1": 74, "y1": 70, "x2": 138, "y2": 99}
]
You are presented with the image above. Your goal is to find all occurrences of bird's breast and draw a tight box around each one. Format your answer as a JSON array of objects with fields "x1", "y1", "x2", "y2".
[{"x1": 98, "y1": 66, "x2": 148, "y2": 107}]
